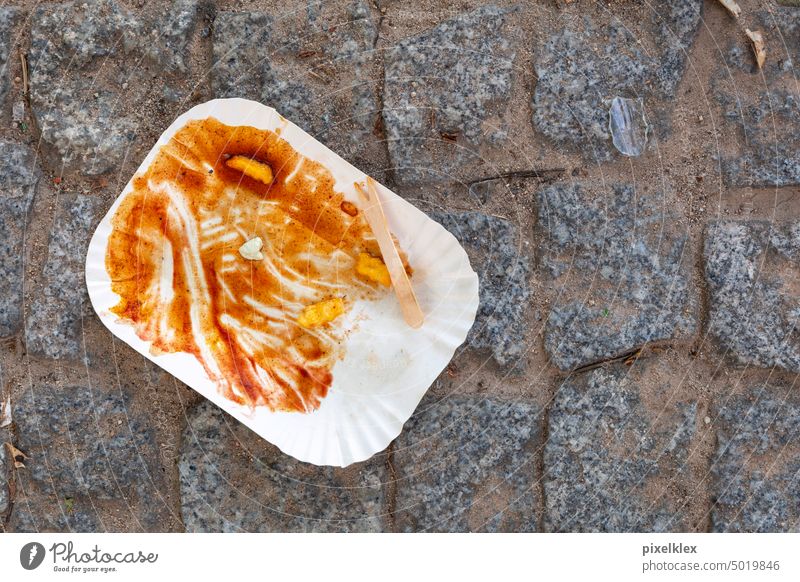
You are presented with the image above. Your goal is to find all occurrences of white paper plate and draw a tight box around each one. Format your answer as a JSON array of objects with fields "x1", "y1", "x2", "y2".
[{"x1": 85, "y1": 98, "x2": 479, "y2": 467}]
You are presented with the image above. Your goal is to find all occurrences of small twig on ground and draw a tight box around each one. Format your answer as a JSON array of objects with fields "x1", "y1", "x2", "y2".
[{"x1": 19, "y1": 52, "x2": 29, "y2": 95}]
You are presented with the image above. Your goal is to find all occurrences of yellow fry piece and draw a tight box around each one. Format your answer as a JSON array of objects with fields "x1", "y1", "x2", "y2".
[
  {"x1": 297, "y1": 298, "x2": 345, "y2": 328},
  {"x1": 356, "y1": 252, "x2": 391, "y2": 287},
  {"x1": 225, "y1": 155, "x2": 274, "y2": 184}
]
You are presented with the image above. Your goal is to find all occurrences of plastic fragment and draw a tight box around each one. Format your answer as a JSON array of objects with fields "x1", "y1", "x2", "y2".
[
  {"x1": 11, "y1": 101, "x2": 25, "y2": 123},
  {"x1": 608, "y1": 97, "x2": 649, "y2": 157}
]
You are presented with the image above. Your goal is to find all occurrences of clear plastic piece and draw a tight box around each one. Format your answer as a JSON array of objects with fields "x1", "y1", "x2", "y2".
[{"x1": 609, "y1": 96, "x2": 649, "y2": 157}]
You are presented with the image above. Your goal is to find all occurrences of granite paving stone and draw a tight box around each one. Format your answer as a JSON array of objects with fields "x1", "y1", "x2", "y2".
[
  {"x1": 29, "y1": 0, "x2": 203, "y2": 175},
  {"x1": 8, "y1": 382, "x2": 164, "y2": 532},
  {"x1": 383, "y1": 5, "x2": 518, "y2": 184},
  {"x1": 8, "y1": 488, "x2": 102, "y2": 533},
  {"x1": 705, "y1": 220, "x2": 800, "y2": 372},
  {"x1": 0, "y1": 368, "x2": 11, "y2": 528},
  {"x1": 0, "y1": 6, "x2": 21, "y2": 115},
  {"x1": 715, "y1": 7, "x2": 800, "y2": 187},
  {"x1": 392, "y1": 395, "x2": 542, "y2": 532},
  {"x1": 711, "y1": 385, "x2": 800, "y2": 532},
  {"x1": 431, "y1": 210, "x2": 530, "y2": 367},
  {"x1": 25, "y1": 194, "x2": 103, "y2": 360},
  {"x1": 537, "y1": 181, "x2": 697, "y2": 371},
  {"x1": 533, "y1": 0, "x2": 703, "y2": 160},
  {"x1": 544, "y1": 364, "x2": 697, "y2": 532},
  {"x1": 0, "y1": 448, "x2": 7, "y2": 523},
  {"x1": 0, "y1": 422, "x2": 11, "y2": 524},
  {"x1": 212, "y1": 1, "x2": 383, "y2": 170},
  {"x1": 179, "y1": 400, "x2": 388, "y2": 532},
  {"x1": 0, "y1": 141, "x2": 41, "y2": 337},
  {"x1": 12, "y1": 383, "x2": 160, "y2": 497}
]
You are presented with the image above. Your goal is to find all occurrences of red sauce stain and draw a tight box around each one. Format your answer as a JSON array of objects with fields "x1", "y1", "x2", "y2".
[{"x1": 106, "y1": 117, "x2": 390, "y2": 413}]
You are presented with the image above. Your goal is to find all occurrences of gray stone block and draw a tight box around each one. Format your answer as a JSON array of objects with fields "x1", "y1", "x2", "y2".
[
  {"x1": 715, "y1": 8, "x2": 800, "y2": 187},
  {"x1": 212, "y1": 2, "x2": 381, "y2": 167},
  {"x1": 29, "y1": 0, "x2": 202, "y2": 175},
  {"x1": 383, "y1": 5, "x2": 518, "y2": 184},
  {"x1": 0, "y1": 6, "x2": 21, "y2": 115},
  {"x1": 392, "y1": 395, "x2": 542, "y2": 532},
  {"x1": 0, "y1": 426, "x2": 10, "y2": 520},
  {"x1": 711, "y1": 385, "x2": 800, "y2": 532},
  {"x1": 705, "y1": 220, "x2": 800, "y2": 371},
  {"x1": 25, "y1": 194, "x2": 102, "y2": 359},
  {"x1": 8, "y1": 382, "x2": 163, "y2": 531},
  {"x1": 9, "y1": 487, "x2": 102, "y2": 533},
  {"x1": 179, "y1": 400, "x2": 388, "y2": 532},
  {"x1": 719, "y1": 90, "x2": 800, "y2": 188},
  {"x1": 533, "y1": 1, "x2": 702, "y2": 160},
  {"x1": 431, "y1": 211, "x2": 530, "y2": 367},
  {"x1": 538, "y1": 182, "x2": 696, "y2": 370},
  {"x1": 544, "y1": 365, "x2": 696, "y2": 531},
  {"x1": 0, "y1": 141, "x2": 40, "y2": 337},
  {"x1": 212, "y1": 12, "x2": 312, "y2": 126},
  {"x1": 12, "y1": 383, "x2": 160, "y2": 499}
]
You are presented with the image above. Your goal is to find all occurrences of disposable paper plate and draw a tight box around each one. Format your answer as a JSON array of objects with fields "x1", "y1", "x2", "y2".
[{"x1": 85, "y1": 98, "x2": 479, "y2": 467}]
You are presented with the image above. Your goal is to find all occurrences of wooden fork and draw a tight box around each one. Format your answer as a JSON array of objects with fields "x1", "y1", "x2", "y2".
[{"x1": 355, "y1": 177, "x2": 424, "y2": 329}]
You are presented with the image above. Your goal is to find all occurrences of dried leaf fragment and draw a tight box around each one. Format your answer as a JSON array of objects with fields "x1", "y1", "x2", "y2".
[
  {"x1": 297, "y1": 298, "x2": 345, "y2": 328},
  {"x1": 4, "y1": 442, "x2": 28, "y2": 468},
  {"x1": 0, "y1": 395, "x2": 11, "y2": 428},
  {"x1": 716, "y1": 0, "x2": 741, "y2": 18},
  {"x1": 238, "y1": 237, "x2": 264, "y2": 261},
  {"x1": 226, "y1": 155, "x2": 274, "y2": 184},
  {"x1": 745, "y1": 29, "x2": 766, "y2": 70}
]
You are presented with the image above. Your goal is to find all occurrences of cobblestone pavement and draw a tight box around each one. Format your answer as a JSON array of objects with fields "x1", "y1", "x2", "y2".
[{"x1": 1, "y1": 0, "x2": 800, "y2": 532}]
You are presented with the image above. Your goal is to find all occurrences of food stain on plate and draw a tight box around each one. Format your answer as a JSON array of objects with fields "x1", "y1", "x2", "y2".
[{"x1": 105, "y1": 117, "x2": 408, "y2": 413}]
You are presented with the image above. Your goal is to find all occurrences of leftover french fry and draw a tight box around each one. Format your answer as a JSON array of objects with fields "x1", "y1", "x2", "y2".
[
  {"x1": 356, "y1": 252, "x2": 391, "y2": 287},
  {"x1": 297, "y1": 298, "x2": 345, "y2": 328},
  {"x1": 226, "y1": 155, "x2": 274, "y2": 184}
]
